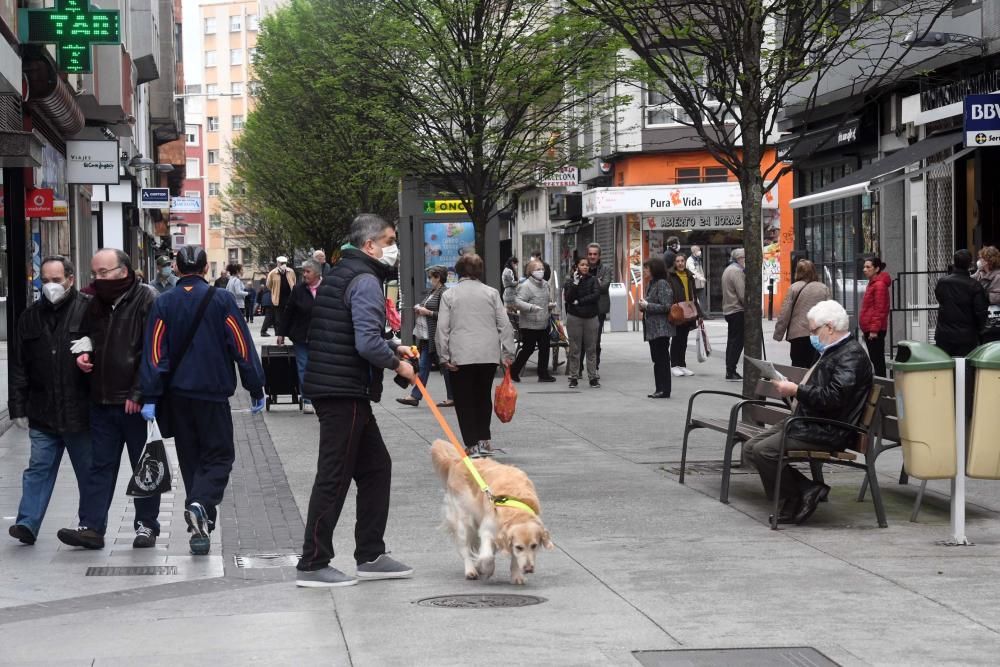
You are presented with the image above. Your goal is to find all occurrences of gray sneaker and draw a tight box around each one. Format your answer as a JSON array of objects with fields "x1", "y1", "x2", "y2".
[
  {"x1": 356, "y1": 554, "x2": 414, "y2": 580},
  {"x1": 296, "y1": 566, "x2": 358, "y2": 588}
]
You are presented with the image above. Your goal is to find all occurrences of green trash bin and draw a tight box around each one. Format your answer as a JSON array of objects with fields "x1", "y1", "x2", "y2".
[
  {"x1": 891, "y1": 341, "x2": 956, "y2": 480},
  {"x1": 966, "y1": 342, "x2": 1000, "y2": 478}
]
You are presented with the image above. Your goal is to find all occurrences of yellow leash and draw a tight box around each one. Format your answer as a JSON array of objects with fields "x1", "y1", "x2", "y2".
[{"x1": 412, "y1": 373, "x2": 535, "y2": 516}]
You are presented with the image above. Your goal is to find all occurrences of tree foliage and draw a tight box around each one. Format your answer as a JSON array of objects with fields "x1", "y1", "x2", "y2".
[
  {"x1": 568, "y1": 0, "x2": 956, "y2": 391},
  {"x1": 230, "y1": 0, "x2": 400, "y2": 256}
]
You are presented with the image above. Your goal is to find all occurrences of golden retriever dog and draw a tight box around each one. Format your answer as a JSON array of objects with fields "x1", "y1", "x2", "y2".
[{"x1": 431, "y1": 439, "x2": 552, "y2": 585}]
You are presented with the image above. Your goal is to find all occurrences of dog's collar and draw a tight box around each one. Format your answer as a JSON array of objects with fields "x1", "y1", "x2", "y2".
[{"x1": 493, "y1": 495, "x2": 536, "y2": 515}]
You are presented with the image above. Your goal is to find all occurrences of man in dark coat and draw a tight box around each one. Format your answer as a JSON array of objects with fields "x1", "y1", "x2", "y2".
[
  {"x1": 743, "y1": 299, "x2": 874, "y2": 526},
  {"x1": 295, "y1": 214, "x2": 416, "y2": 588},
  {"x1": 277, "y1": 259, "x2": 323, "y2": 414},
  {"x1": 8, "y1": 256, "x2": 93, "y2": 545},
  {"x1": 935, "y1": 249, "x2": 988, "y2": 357}
]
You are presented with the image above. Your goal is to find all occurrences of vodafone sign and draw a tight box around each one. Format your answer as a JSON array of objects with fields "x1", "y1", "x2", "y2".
[{"x1": 25, "y1": 188, "x2": 54, "y2": 217}]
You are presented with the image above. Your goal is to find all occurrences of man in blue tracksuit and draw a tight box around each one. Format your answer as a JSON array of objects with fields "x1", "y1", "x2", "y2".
[{"x1": 140, "y1": 246, "x2": 266, "y2": 555}]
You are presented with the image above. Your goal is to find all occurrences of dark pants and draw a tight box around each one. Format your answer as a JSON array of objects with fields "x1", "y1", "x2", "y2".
[
  {"x1": 937, "y1": 339, "x2": 978, "y2": 358},
  {"x1": 579, "y1": 313, "x2": 606, "y2": 375},
  {"x1": 744, "y1": 421, "x2": 835, "y2": 500},
  {"x1": 451, "y1": 363, "x2": 497, "y2": 449},
  {"x1": 298, "y1": 398, "x2": 390, "y2": 570},
  {"x1": 170, "y1": 396, "x2": 235, "y2": 528},
  {"x1": 411, "y1": 341, "x2": 453, "y2": 401},
  {"x1": 725, "y1": 312, "x2": 745, "y2": 375},
  {"x1": 512, "y1": 328, "x2": 551, "y2": 379},
  {"x1": 670, "y1": 323, "x2": 693, "y2": 368},
  {"x1": 260, "y1": 307, "x2": 275, "y2": 335},
  {"x1": 648, "y1": 337, "x2": 672, "y2": 395},
  {"x1": 79, "y1": 404, "x2": 161, "y2": 535},
  {"x1": 864, "y1": 331, "x2": 887, "y2": 377},
  {"x1": 789, "y1": 336, "x2": 818, "y2": 369}
]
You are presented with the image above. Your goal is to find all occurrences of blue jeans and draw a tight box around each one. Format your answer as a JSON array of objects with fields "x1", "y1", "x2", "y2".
[
  {"x1": 411, "y1": 341, "x2": 453, "y2": 401},
  {"x1": 293, "y1": 341, "x2": 311, "y2": 405},
  {"x1": 15, "y1": 429, "x2": 93, "y2": 538},
  {"x1": 78, "y1": 405, "x2": 161, "y2": 535}
]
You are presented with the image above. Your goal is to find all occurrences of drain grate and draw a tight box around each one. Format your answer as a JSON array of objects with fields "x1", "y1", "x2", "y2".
[
  {"x1": 416, "y1": 593, "x2": 546, "y2": 609},
  {"x1": 86, "y1": 566, "x2": 178, "y2": 576},
  {"x1": 233, "y1": 553, "x2": 301, "y2": 568},
  {"x1": 663, "y1": 461, "x2": 856, "y2": 476},
  {"x1": 633, "y1": 647, "x2": 839, "y2": 666}
]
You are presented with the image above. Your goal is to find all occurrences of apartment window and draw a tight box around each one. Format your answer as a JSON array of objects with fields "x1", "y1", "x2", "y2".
[
  {"x1": 184, "y1": 190, "x2": 200, "y2": 199},
  {"x1": 208, "y1": 182, "x2": 220, "y2": 196},
  {"x1": 230, "y1": 15, "x2": 241, "y2": 32},
  {"x1": 205, "y1": 50, "x2": 217, "y2": 67},
  {"x1": 185, "y1": 125, "x2": 198, "y2": 144},
  {"x1": 206, "y1": 83, "x2": 219, "y2": 97},
  {"x1": 232, "y1": 181, "x2": 246, "y2": 195},
  {"x1": 184, "y1": 84, "x2": 201, "y2": 95},
  {"x1": 242, "y1": 248, "x2": 253, "y2": 265},
  {"x1": 703, "y1": 167, "x2": 729, "y2": 183},
  {"x1": 228, "y1": 248, "x2": 239, "y2": 264},
  {"x1": 207, "y1": 116, "x2": 219, "y2": 131},
  {"x1": 209, "y1": 214, "x2": 222, "y2": 228},
  {"x1": 676, "y1": 168, "x2": 701, "y2": 184},
  {"x1": 186, "y1": 158, "x2": 201, "y2": 179},
  {"x1": 210, "y1": 261, "x2": 218, "y2": 276},
  {"x1": 248, "y1": 47, "x2": 257, "y2": 62},
  {"x1": 646, "y1": 86, "x2": 691, "y2": 127},
  {"x1": 231, "y1": 81, "x2": 244, "y2": 95},
  {"x1": 230, "y1": 49, "x2": 243, "y2": 66},
  {"x1": 207, "y1": 149, "x2": 219, "y2": 165},
  {"x1": 248, "y1": 14, "x2": 259, "y2": 31},
  {"x1": 234, "y1": 213, "x2": 247, "y2": 226},
  {"x1": 232, "y1": 115, "x2": 245, "y2": 130},
  {"x1": 204, "y1": 17, "x2": 216, "y2": 34},
  {"x1": 248, "y1": 81, "x2": 261, "y2": 96}
]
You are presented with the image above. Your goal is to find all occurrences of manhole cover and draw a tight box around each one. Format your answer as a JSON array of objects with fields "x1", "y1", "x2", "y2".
[
  {"x1": 633, "y1": 647, "x2": 839, "y2": 666},
  {"x1": 233, "y1": 553, "x2": 301, "y2": 568},
  {"x1": 661, "y1": 461, "x2": 755, "y2": 476},
  {"x1": 416, "y1": 594, "x2": 546, "y2": 609},
  {"x1": 86, "y1": 566, "x2": 178, "y2": 576}
]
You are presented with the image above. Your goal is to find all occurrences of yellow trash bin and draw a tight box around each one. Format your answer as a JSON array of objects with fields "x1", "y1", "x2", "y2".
[
  {"x1": 966, "y1": 343, "x2": 1000, "y2": 478},
  {"x1": 892, "y1": 341, "x2": 956, "y2": 480}
]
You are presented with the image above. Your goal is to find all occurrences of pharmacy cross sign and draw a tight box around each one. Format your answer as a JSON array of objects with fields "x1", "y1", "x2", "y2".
[{"x1": 18, "y1": 0, "x2": 121, "y2": 73}]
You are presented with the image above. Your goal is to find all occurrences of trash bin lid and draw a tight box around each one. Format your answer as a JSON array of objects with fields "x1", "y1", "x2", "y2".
[
  {"x1": 891, "y1": 341, "x2": 955, "y2": 371},
  {"x1": 968, "y1": 341, "x2": 1000, "y2": 369}
]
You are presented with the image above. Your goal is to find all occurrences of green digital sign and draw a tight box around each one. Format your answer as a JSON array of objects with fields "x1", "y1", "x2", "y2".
[{"x1": 19, "y1": 0, "x2": 121, "y2": 73}]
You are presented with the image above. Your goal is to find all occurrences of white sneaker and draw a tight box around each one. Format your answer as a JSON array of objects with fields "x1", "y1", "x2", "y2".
[
  {"x1": 303, "y1": 402, "x2": 315, "y2": 414},
  {"x1": 671, "y1": 367, "x2": 684, "y2": 377},
  {"x1": 681, "y1": 367, "x2": 694, "y2": 376}
]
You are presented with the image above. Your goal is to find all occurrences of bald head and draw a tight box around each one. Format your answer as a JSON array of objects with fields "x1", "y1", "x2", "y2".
[{"x1": 91, "y1": 248, "x2": 131, "y2": 280}]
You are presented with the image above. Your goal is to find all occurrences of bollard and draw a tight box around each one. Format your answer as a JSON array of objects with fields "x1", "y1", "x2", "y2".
[{"x1": 767, "y1": 278, "x2": 775, "y2": 321}]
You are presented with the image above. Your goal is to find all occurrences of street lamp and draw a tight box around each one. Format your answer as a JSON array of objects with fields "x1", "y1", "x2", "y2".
[{"x1": 903, "y1": 30, "x2": 986, "y2": 54}]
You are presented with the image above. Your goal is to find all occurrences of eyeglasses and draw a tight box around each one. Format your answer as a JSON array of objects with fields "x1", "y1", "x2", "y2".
[
  {"x1": 809, "y1": 323, "x2": 830, "y2": 335},
  {"x1": 91, "y1": 265, "x2": 123, "y2": 279}
]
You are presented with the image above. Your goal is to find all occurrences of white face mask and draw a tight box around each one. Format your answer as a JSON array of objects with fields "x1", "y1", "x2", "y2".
[
  {"x1": 978, "y1": 259, "x2": 986, "y2": 271},
  {"x1": 531, "y1": 270, "x2": 545, "y2": 281},
  {"x1": 378, "y1": 243, "x2": 399, "y2": 267},
  {"x1": 42, "y1": 282, "x2": 67, "y2": 304}
]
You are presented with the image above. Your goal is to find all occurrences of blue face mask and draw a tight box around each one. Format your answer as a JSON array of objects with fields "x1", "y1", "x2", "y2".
[{"x1": 810, "y1": 334, "x2": 825, "y2": 353}]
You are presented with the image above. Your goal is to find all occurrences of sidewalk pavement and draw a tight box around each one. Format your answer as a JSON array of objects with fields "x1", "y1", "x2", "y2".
[{"x1": 2, "y1": 321, "x2": 1000, "y2": 665}]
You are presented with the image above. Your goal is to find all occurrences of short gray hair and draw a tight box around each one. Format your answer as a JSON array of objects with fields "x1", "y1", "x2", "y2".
[
  {"x1": 349, "y1": 213, "x2": 393, "y2": 248},
  {"x1": 42, "y1": 255, "x2": 75, "y2": 277},
  {"x1": 807, "y1": 300, "x2": 850, "y2": 333},
  {"x1": 301, "y1": 259, "x2": 322, "y2": 274},
  {"x1": 731, "y1": 248, "x2": 745, "y2": 261},
  {"x1": 587, "y1": 242, "x2": 601, "y2": 255}
]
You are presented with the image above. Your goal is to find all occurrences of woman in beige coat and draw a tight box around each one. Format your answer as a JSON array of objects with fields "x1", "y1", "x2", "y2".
[
  {"x1": 773, "y1": 259, "x2": 830, "y2": 368},
  {"x1": 437, "y1": 253, "x2": 517, "y2": 458}
]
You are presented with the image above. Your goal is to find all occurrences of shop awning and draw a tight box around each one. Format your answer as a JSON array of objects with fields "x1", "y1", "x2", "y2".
[{"x1": 789, "y1": 131, "x2": 964, "y2": 210}]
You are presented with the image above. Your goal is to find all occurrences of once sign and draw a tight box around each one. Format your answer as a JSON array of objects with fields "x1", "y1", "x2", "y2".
[
  {"x1": 19, "y1": 0, "x2": 120, "y2": 73},
  {"x1": 423, "y1": 199, "x2": 468, "y2": 214}
]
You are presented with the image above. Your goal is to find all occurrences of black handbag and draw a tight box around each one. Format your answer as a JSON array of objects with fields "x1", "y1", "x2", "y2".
[{"x1": 157, "y1": 287, "x2": 217, "y2": 438}]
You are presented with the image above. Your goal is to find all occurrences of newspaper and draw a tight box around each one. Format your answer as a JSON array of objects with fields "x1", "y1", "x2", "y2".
[{"x1": 745, "y1": 357, "x2": 788, "y2": 382}]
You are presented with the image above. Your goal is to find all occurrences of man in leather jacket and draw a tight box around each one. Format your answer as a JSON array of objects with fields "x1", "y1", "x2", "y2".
[
  {"x1": 8, "y1": 257, "x2": 93, "y2": 545},
  {"x1": 57, "y1": 249, "x2": 162, "y2": 551},
  {"x1": 743, "y1": 300, "x2": 874, "y2": 525},
  {"x1": 935, "y1": 249, "x2": 988, "y2": 357}
]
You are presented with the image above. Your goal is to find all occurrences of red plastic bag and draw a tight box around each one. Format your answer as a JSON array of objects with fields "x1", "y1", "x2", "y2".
[
  {"x1": 494, "y1": 366, "x2": 518, "y2": 423},
  {"x1": 385, "y1": 297, "x2": 401, "y2": 332}
]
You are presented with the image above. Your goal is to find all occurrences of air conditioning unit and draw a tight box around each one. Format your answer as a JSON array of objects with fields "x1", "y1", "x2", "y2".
[{"x1": 172, "y1": 234, "x2": 186, "y2": 247}]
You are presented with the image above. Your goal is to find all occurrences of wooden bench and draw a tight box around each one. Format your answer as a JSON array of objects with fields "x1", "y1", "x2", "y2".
[
  {"x1": 679, "y1": 363, "x2": 808, "y2": 504},
  {"x1": 770, "y1": 384, "x2": 888, "y2": 529}
]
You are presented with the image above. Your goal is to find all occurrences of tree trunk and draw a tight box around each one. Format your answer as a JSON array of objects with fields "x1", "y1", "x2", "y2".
[{"x1": 739, "y1": 166, "x2": 765, "y2": 398}]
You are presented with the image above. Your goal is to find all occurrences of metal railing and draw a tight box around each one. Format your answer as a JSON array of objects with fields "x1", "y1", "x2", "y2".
[{"x1": 888, "y1": 269, "x2": 948, "y2": 359}]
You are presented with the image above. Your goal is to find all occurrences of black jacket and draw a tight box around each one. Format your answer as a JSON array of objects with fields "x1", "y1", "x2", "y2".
[
  {"x1": 935, "y1": 270, "x2": 988, "y2": 349},
  {"x1": 564, "y1": 272, "x2": 600, "y2": 318},
  {"x1": 790, "y1": 336, "x2": 874, "y2": 445},
  {"x1": 10, "y1": 290, "x2": 92, "y2": 433},
  {"x1": 278, "y1": 280, "x2": 318, "y2": 344},
  {"x1": 667, "y1": 268, "x2": 705, "y2": 318},
  {"x1": 86, "y1": 278, "x2": 157, "y2": 405},
  {"x1": 303, "y1": 249, "x2": 398, "y2": 402}
]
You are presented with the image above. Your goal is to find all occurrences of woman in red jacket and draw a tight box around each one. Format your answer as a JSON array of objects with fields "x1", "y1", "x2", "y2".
[{"x1": 859, "y1": 255, "x2": 891, "y2": 376}]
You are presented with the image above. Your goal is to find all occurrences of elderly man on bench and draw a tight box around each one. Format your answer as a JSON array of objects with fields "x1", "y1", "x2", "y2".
[{"x1": 744, "y1": 300, "x2": 874, "y2": 525}]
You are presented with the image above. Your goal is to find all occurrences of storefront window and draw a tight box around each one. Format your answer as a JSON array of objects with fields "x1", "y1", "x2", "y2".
[{"x1": 0, "y1": 170, "x2": 7, "y2": 415}]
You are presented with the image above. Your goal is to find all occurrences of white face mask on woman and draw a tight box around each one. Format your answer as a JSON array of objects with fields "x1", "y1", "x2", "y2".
[{"x1": 531, "y1": 270, "x2": 544, "y2": 281}]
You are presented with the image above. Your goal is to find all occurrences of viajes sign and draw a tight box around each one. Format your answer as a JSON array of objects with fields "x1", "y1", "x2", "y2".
[
  {"x1": 964, "y1": 94, "x2": 1000, "y2": 147},
  {"x1": 66, "y1": 140, "x2": 119, "y2": 184}
]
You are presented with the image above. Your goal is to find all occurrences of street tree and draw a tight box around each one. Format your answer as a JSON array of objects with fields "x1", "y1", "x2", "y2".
[
  {"x1": 350, "y1": 0, "x2": 623, "y2": 257},
  {"x1": 231, "y1": 0, "x2": 400, "y2": 254},
  {"x1": 568, "y1": 0, "x2": 956, "y2": 389}
]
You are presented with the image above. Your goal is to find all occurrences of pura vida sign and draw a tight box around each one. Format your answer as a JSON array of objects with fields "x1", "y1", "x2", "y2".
[{"x1": 19, "y1": 0, "x2": 121, "y2": 73}]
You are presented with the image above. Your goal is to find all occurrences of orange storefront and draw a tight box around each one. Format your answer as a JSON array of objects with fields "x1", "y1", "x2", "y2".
[{"x1": 589, "y1": 150, "x2": 794, "y2": 314}]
